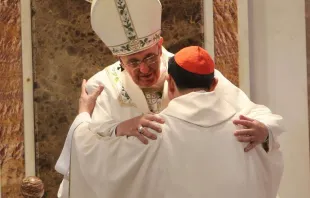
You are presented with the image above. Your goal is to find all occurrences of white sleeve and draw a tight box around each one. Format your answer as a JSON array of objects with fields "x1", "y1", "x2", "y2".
[
  {"x1": 55, "y1": 112, "x2": 91, "y2": 176},
  {"x1": 245, "y1": 104, "x2": 284, "y2": 152},
  {"x1": 214, "y1": 69, "x2": 284, "y2": 152},
  {"x1": 56, "y1": 84, "x2": 122, "y2": 176},
  {"x1": 88, "y1": 88, "x2": 121, "y2": 137},
  {"x1": 57, "y1": 178, "x2": 69, "y2": 198}
]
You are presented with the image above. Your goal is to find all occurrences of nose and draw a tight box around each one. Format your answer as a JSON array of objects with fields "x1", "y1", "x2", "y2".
[{"x1": 139, "y1": 62, "x2": 150, "y2": 74}]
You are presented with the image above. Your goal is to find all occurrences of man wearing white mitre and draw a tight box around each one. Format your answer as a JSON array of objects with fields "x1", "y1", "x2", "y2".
[
  {"x1": 54, "y1": 0, "x2": 284, "y2": 197},
  {"x1": 69, "y1": 46, "x2": 284, "y2": 198}
]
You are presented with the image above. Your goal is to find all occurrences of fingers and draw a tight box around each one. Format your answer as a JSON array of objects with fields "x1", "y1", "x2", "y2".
[
  {"x1": 244, "y1": 142, "x2": 257, "y2": 152},
  {"x1": 233, "y1": 120, "x2": 254, "y2": 128},
  {"x1": 80, "y1": 79, "x2": 87, "y2": 97},
  {"x1": 140, "y1": 127, "x2": 157, "y2": 140},
  {"x1": 136, "y1": 133, "x2": 149, "y2": 145},
  {"x1": 136, "y1": 127, "x2": 157, "y2": 144},
  {"x1": 236, "y1": 135, "x2": 255, "y2": 143},
  {"x1": 144, "y1": 114, "x2": 165, "y2": 124},
  {"x1": 239, "y1": 115, "x2": 255, "y2": 122},
  {"x1": 141, "y1": 120, "x2": 162, "y2": 133},
  {"x1": 127, "y1": 127, "x2": 157, "y2": 145},
  {"x1": 234, "y1": 129, "x2": 253, "y2": 136}
]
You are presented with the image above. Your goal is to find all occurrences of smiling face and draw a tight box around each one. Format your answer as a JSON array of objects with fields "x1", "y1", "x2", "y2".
[{"x1": 119, "y1": 38, "x2": 163, "y2": 88}]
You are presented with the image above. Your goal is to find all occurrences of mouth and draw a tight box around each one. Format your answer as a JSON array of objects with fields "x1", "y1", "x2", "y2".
[{"x1": 140, "y1": 73, "x2": 153, "y2": 80}]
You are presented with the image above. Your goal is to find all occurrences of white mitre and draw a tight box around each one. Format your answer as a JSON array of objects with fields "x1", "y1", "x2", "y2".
[{"x1": 90, "y1": 0, "x2": 162, "y2": 56}]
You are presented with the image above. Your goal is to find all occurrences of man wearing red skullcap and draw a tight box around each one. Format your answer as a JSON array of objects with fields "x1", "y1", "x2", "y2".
[{"x1": 69, "y1": 46, "x2": 283, "y2": 198}]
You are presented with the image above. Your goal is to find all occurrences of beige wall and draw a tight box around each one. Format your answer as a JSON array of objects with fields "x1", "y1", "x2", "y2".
[{"x1": 249, "y1": 0, "x2": 310, "y2": 197}]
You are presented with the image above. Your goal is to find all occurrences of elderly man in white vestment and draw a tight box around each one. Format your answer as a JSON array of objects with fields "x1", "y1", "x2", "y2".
[
  {"x1": 69, "y1": 46, "x2": 284, "y2": 198},
  {"x1": 55, "y1": 0, "x2": 284, "y2": 197}
]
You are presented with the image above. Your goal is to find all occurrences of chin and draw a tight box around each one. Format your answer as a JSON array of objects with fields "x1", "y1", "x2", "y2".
[
  {"x1": 139, "y1": 82, "x2": 155, "y2": 88},
  {"x1": 138, "y1": 78, "x2": 157, "y2": 88},
  {"x1": 137, "y1": 75, "x2": 159, "y2": 88}
]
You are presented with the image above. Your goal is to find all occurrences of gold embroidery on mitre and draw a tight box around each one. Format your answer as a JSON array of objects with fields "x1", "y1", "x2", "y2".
[
  {"x1": 129, "y1": 39, "x2": 141, "y2": 51},
  {"x1": 110, "y1": 30, "x2": 161, "y2": 56},
  {"x1": 111, "y1": 0, "x2": 161, "y2": 55},
  {"x1": 114, "y1": 0, "x2": 138, "y2": 40}
]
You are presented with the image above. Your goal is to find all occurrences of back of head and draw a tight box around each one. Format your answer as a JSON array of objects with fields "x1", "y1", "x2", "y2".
[{"x1": 168, "y1": 46, "x2": 215, "y2": 91}]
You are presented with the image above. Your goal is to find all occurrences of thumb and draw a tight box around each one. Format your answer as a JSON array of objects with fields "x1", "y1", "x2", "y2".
[
  {"x1": 91, "y1": 85, "x2": 104, "y2": 98},
  {"x1": 80, "y1": 79, "x2": 87, "y2": 97},
  {"x1": 239, "y1": 115, "x2": 254, "y2": 122}
]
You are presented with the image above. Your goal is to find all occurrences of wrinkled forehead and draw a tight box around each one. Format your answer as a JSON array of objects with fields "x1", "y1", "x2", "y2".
[{"x1": 119, "y1": 43, "x2": 159, "y2": 62}]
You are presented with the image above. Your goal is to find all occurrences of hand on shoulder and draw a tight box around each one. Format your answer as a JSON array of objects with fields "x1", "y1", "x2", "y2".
[{"x1": 79, "y1": 79, "x2": 104, "y2": 115}]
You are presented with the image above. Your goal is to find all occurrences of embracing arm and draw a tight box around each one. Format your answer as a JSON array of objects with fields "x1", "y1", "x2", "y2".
[
  {"x1": 55, "y1": 79, "x2": 103, "y2": 176},
  {"x1": 55, "y1": 79, "x2": 103, "y2": 198},
  {"x1": 246, "y1": 105, "x2": 284, "y2": 151},
  {"x1": 86, "y1": 69, "x2": 164, "y2": 141},
  {"x1": 214, "y1": 69, "x2": 284, "y2": 152},
  {"x1": 55, "y1": 112, "x2": 93, "y2": 176},
  {"x1": 56, "y1": 75, "x2": 165, "y2": 178},
  {"x1": 233, "y1": 105, "x2": 284, "y2": 152}
]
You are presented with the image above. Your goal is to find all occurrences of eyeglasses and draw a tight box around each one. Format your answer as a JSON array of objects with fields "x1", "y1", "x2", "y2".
[{"x1": 120, "y1": 49, "x2": 160, "y2": 69}]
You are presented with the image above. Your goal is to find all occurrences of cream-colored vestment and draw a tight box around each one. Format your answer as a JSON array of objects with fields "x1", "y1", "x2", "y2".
[{"x1": 70, "y1": 91, "x2": 283, "y2": 198}]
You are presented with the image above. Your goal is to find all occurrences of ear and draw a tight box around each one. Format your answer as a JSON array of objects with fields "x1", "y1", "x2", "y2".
[
  {"x1": 118, "y1": 55, "x2": 125, "y2": 64},
  {"x1": 159, "y1": 37, "x2": 164, "y2": 46},
  {"x1": 209, "y1": 77, "x2": 218, "y2": 91},
  {"x1": 158, "y1": 37, "x2": 164, "y2": 55},
  {"x1": 167, "y1": 75, "x2": 175, "y2": 93},
  {"x1": 165, "y1": 73, "x2": 170, "y2": 81}
]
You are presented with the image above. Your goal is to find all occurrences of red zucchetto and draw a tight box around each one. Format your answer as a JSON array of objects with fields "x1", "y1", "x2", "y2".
[{"x1": 174, "y1": 46, "x2": 214, "y2": 75}]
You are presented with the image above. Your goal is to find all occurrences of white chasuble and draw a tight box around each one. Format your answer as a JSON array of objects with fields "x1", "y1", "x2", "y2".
[{"x1": 69, "y1": 91, "x2": 283, "y2": 198}]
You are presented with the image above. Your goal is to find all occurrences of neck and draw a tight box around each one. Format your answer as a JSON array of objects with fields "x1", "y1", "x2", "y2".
[
  {"x1": 178, "y1": 88, "x2": 209, "y2": 96},
  {"x1": 170, "y1": 88, "x2": 208, "y2": 100}
]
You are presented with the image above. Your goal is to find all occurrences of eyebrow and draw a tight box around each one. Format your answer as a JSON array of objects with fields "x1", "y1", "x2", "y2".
[{"x1": 127, "y1": 58, "x2": 139, "y2": 63}]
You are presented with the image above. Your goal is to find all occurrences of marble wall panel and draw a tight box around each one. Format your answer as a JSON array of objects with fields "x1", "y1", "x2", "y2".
[
  {"x1": 0, "y1": 0, "x2": 24, "y2": 197},
  {"x1": 32, "y1": 0, "x2": 204, "y2": 196},
  {"x1": 31, "y1": 0, "x2": 106, "y2": 196},
  {"x1": 213, "y1": 0, "x2": 239, "y2": 86},
  {"x1": 161, "y1": 0, "x2": 204, "y2": 52}
]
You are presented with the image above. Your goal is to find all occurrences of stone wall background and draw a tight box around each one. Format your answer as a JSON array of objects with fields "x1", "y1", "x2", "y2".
[
  {"x1": 31, "y1": 0, "x2": 203, "y2": 196},
  {"x1": 214, "y1": 0, "x2": 239, "y2": 86},
  {"x1": 0, "y1": 0, "x2": 24, "y2": 197}
]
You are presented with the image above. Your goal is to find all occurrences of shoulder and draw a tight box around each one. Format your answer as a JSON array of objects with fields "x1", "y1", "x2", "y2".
[
  {"x1": 85, "y1": 61, "x2": 122, "y2": 94},
  {"x1": 155, "y1": 113, "x2": 173, "y2": 132},
  {"x1": 214, "y1": 69, "x2": 228, "y2": 81},
  {"x1": 162, "y1": 47, "x2": 174, "y2": 57}
]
